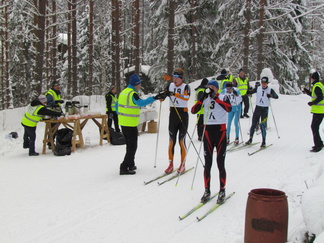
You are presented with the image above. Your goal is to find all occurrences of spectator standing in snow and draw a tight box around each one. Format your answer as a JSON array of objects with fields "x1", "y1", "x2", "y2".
[
  {"x1": 21, "y1": 95, "x2": 64, "y2": 156},
  {"x1": 118, "y1": 74, "x2": 167, "y2": 175},
  {"x1": 106, "y1": 85, "x2": 120, "y2": 133},
  {"x1": 216, "y1": 68, "x2": 233, "y2": 92},
  {"x1": 233, "y1": 69, "x2": 250, "y2": 118},
  {"x1": 45, "y1": 81, "x2": 64, "y2": 149},
  {"x1": 164, "y1": 68, "x2": 190, "y2": 175},
  {"x1": 194, "y1": 78, "x2": 208, "y2": 141},
  {"x1": 221, "y1": 82, "x2": 242, "y2": 145},
  {"x1": 245, "y1": 77, "x2": 279, "y2": 147},
  {"x1": 191, "y1": 80, "x2": 232, "y2": 204},
  {"x1": 303, "y1": 71, "x2": 324, "y2": 152}
]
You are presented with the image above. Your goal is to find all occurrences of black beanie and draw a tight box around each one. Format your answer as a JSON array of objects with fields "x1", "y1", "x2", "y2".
[
  {"x1": 221, "y1": 69, "x2": 227, "y2": 75},
  {"x1": 311, "y1": 71, "x2": 320, "y2": 80},
  {"x1": 201, "y1": 78, "x2": 208, "y2": 86}
]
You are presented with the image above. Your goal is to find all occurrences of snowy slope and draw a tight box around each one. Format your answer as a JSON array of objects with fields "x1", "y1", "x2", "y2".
[{"x1": 1, "y1": 80, "x2": 324, "y2": 243}]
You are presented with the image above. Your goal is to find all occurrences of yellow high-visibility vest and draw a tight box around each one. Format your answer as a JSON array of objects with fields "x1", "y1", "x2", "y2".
[{"x1": 118, "y1": 87, "x2": 140, "y2": 127}]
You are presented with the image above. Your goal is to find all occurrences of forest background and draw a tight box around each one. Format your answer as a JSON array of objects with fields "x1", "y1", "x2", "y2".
[{"x1": 0, "y1": 0, "x2": 324, "y2": 110}]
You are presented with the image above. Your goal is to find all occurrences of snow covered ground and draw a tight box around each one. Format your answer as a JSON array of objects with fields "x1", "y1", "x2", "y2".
[{"x1": 1, "y1": 80, "x2": 324, "y2": 243}]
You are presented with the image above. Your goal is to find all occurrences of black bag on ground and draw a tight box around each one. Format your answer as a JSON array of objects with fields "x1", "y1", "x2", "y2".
[
  {"x1": 54, "y1": 128, "x2": 73, "y2": 156},
  {"x1": 109, "y1": 128, "x2": 126, "y2": 145}
]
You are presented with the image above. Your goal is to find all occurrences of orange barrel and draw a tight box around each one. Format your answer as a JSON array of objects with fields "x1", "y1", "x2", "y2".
[{"x1": 244, "y1": 188, "x2": 288, "y2": 243}]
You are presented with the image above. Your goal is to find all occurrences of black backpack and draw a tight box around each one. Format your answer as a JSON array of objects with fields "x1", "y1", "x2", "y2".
[
  {"x1": 109, "y1": 128, "x2": 126, "y2": 145},
  {"x1": 54, "y1": 128, "x2": 73, "y2": 156}
]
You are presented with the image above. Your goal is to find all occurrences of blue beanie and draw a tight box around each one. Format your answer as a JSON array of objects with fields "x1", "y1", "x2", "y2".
[
  {"x1": 207, "y1": 80, "x2": 219, "y2": 89},
  {"x1": 129, "y1": 74, "x2": 142, "y2": 86}
]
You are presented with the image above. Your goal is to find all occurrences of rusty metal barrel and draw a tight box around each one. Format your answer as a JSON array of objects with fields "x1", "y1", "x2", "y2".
[{"x1": 244, "y1": 188, "x2": 288, "y2": 243}]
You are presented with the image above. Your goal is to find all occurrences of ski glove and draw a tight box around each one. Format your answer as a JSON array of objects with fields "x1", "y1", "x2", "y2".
[
  {"x1": 55, "y1": 100, "x2": 64, "y2": 104},
  {"x1": 154, "y1": 92, "x2": 168, "y2": 100},
  {"x1": 308, "y1": 102, "x2": 314, "y2": 106},
  {"x1": 267, "y1": 94, "x2": 272, "y2": 98}
]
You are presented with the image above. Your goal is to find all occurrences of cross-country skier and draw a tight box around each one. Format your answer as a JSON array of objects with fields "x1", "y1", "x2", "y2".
[
  {"x1": 191, "y1": 80, "x2": 232, "y2": 204},
  {"x1": 221, "y1": 82, "x2": 242, "y2": 145},
  {"x1": 245, "y1": 77, "x2": 279, "y2": 147}
]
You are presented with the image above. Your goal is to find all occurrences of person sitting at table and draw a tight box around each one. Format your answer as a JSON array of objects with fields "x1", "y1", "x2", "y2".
[{"x1": 21, "y1": 95, "x2": 64, "y2": 156}]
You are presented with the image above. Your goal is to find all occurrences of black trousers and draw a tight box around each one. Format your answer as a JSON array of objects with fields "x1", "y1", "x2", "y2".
[
  {"x1": 197, "y1": 114, "x2": 204, "y2": 139},
  {"x1": 107, "y1": 111, "x2": 120, "y2": 133},
  {"x1": 22, "y1": 124, "x2": 37, "y2": 154},
  {"x1": 241, "y1": 95, "x2": 250, "y2": 115},
  {"x1": 120, "y1": 126, "x2": 138, "y2": 170},
  {"x1": 250, "y1": 106, "x2": 269, "y2": 142},
  {"x1": 203, "y1": 124, "x2": 227, "y2": 190},
  {"x1": 168, "y1": 109, "x2": 188, "y2": 164},
  {"x1": 311, "y1": 113, "x2": 324, "y2": 149}
]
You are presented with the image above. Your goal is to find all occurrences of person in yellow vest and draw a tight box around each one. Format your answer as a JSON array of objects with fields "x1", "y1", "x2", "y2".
[
  {"x1": 194, "y1": 78, "x2": 208, "y2": 141},
  {"x1": 118, "y1": 74, "x2": 167, "y2": 175},
  {"x1": 303, "y1": 71, "x2": 324, "y2": 152},
  {"x1": 45, "y1": 81, "x2": 64, "y2": 149},
  {"x1": 234, "y1": 68, "x2": 250, "y2": 118},
  {"x1": 21, "y1": 95, "x2": 64, "y2": 156},
  {"x1": 216, "y1": 69, "x2": 233, "y2": 92},
  {"x1": 105, "y1": 85, "x2": 120, "y2": 133}
]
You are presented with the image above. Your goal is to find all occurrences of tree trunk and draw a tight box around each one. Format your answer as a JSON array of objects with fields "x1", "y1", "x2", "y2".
[
  {"x1": 67, "y1": 2, "x2": 72, "y2": 98},
  {"x1": 257, "y1": 0, "x2": 265, "y2": 79},
  {"x1": 189, "y1": 0, "x2": 197, "y2": 81},
  {"x1": 34, "y1": 0, "x2": 46, "y2": 94},
  {"x1": 52, "y1": 0, "x2": 57, "y2": 84},
  {"x1": 71, "y1": 0, "x2": 78, "y2": 96},
  {"x1": 132, "y1": 0, "x2": 140, "y2": 74},
  {"x1": 243, "y1": 0, "x2": 251, "y2": 74},
  {"x1": 88, "y1": 0, "x2": 94, "y2": 95},
  {"x1": 112, "y1": 0, "x2": 121, "y2": 93},
  {"x1": 167, "y1": 0, "x2": 175, "y2": 75}
]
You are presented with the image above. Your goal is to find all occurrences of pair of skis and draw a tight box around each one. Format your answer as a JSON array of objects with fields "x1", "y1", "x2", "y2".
[
  {"x1": 179, "y1": 192, "x2": 235, "y2": 221},
  {"x1": 248, "y1": 144, "x2": 273, "y2": 156},
  {"x1": 144, "y1": 167, "x2": 194, "y2": 186}
]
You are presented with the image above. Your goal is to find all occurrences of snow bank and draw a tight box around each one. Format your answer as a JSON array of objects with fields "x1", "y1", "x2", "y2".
[{"x1": 302, "y1": 163, "x2": 324, "y2": 239}]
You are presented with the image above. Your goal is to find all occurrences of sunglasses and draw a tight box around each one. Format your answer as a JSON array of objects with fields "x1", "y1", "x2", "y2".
[{"x1": 172, "y1": 75, "x2": 181, "y2": 78}]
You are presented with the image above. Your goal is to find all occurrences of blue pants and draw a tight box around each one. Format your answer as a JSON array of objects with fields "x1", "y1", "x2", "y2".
[{"x1": 227, "y1": 104, "x2": 241, "y2": 139}]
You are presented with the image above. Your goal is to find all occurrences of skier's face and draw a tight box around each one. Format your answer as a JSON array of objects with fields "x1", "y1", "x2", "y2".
[
  {"x1": 173, "y1": 76, "x2": 183, "y2": 86},
  {"x1": 261, "y1": 82, "x2": 268, "y2": 89}
]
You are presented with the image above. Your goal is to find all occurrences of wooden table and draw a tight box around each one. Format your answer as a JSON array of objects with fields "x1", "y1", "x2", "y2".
[{"x1": 41, "y1": 114, "x2": 110, "y2": 154}]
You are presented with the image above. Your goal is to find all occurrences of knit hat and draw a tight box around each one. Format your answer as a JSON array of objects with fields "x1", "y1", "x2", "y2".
[
  {"x1": 261, "y1": 77, "x2": 269, "y2": 83},
  {"x1": 129, "y1": 74, "x2": 142, "y2": 86},
  {"x1": 311, "y1": 71, "x2": 320, "y2": 81},
  {"x1": 221, "y1": 69, "x2": 227, "y2": 75},
  {"x1": 109, "y1": 85, "x2": 116, "y2": 92},
  {"x1": 239, "y1": 68, "x2": 244, "y2": 73},
  {"x1": 38, "y1": 94, "x2": 47, "y2": 103},
  {"x1": 52, "y1": 81, "x2": 60, "y2": 87},
  {"x1": 201, "y1": 78, "x2": 208, "y2": 86},
  {"x1": 207, "y1": 80, "x2": 219, "y2": 89},
  {"x1": 226, "y1": 82, "x2": 233, "y2": 88}
]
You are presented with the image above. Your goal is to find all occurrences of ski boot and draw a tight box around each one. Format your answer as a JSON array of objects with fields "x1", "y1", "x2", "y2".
[
  {"x1": 165, "y1": 163, "x2": 174, "y2": 174},
  {"x1": 244, "y1": 113, "x2": 250, "y2": 118},
  {"x1": 177, "y1": 163, "x2": 185, "y2": 174},
  {"x1": 245, "y1": 137, "x2": 253, "y2": 145},
  {"x1": 217, "y1": 189, "x2": 226, "y2": 204},
  {"x1": 201, "y1": 188, "x2": 211, "y2": 203},
  {"x1": 260, "y1": 141, "x2": 266, "y2": 148},
  {"x1": 234, "y1": 137, "x2": 239, "y2": 145},
  {"x1": 226, "y1": 136, "x2": 230, "y2": 145}
]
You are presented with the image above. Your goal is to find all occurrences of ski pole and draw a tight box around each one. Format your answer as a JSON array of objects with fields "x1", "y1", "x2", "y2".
[
  {"x1": 190, "y1": 102, "x2": 211, "y2": 190},
  {"x1": 153, "y1": 100, "x2": 163, "y2": 168},
  {"x1": 168, "y1": 96, "x2": 204, "y2": 164},
  {"x1": 175, "y1": 120, "x2": 198, "y2": 186},
  {"x1": 270, "y1": 102, "x2": 280, "y2": 139},
  {"x1": 190, "y1": 123, "x2": 207, "y2": 190}
]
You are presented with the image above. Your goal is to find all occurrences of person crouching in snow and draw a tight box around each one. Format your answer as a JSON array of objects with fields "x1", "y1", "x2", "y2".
[
  {"x1": 221, "y1": 82, "x2": 242, "y2": 145},
  {"x1": 21, "y1": 95, "x2": 64, "y2": 156},
  {"x1": 191, "y1": 80, "x2": 232, "y2": 204}
]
